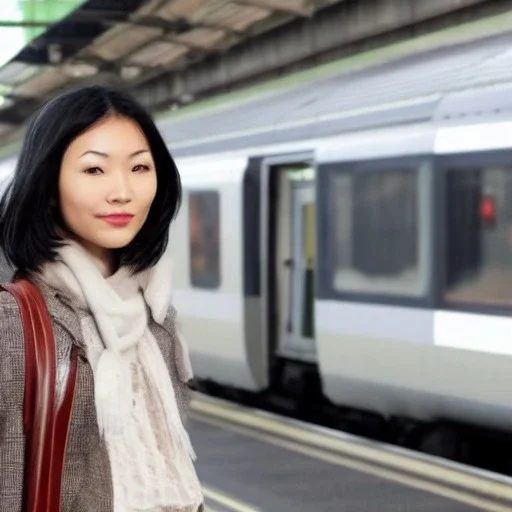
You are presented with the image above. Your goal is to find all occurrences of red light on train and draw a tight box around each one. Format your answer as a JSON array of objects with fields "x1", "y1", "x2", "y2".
[{"x1": 480, "y1": 196, "x2": 496, "y2": 224}]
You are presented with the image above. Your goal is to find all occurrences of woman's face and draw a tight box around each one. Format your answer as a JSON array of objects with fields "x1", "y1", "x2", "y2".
[{"x1": 59, "y1": 115, "x2": 157, "y2": 256}]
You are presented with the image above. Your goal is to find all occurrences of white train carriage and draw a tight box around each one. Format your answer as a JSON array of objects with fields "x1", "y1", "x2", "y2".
[
  {"x1": 169, "y1": 119, "x2": 512, "y2": 433},
  {"x1": 162, "y1": 30, "x2": 512, "y2": 435}
]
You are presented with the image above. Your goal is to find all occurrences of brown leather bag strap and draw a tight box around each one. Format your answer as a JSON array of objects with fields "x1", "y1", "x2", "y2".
[{"x1": 2, "y1": 279, "x2": 78, "y2": 512}]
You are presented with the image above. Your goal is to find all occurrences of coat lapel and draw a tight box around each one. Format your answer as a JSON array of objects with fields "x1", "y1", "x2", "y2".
[{"x1": 31, "y1": 276, "x2": 87, "y2": 351}]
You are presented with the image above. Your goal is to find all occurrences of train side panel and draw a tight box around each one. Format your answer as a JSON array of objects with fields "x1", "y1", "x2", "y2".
[
  {"x1": 171, "y1": 156, "x2": 267, "y2": 391},
  {"x1": 316, "y1": 300, "x2": 512, "y2": 430}
]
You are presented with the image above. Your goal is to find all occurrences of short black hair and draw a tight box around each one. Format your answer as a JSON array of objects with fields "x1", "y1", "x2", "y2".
[{"x1": 0, "y1": 84, "x2": 181, "y2": 274}]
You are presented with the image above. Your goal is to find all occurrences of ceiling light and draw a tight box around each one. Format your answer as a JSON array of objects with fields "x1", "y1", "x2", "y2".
[
  {"x1": 180, "y1": 93, "x2": 194, "y2": 104},
  {"x1": 120, "y1": 66, "x2": 141, "y2": 80},
  {"x1": 63, "y1": 62, "x2": 99, "y2": 78},
  {"x1": 48, "y1": 44, "x2": 62, "y2": 65}
]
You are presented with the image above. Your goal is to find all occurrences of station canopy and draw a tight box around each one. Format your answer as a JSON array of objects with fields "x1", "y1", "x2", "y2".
[{"x1": 0, "y1": 0, "x2": 337, "y2": 142}]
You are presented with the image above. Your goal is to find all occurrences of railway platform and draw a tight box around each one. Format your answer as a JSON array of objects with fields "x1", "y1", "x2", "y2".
[{"x1": 189, "y1": 394, "x2": 512, "y2": 512}]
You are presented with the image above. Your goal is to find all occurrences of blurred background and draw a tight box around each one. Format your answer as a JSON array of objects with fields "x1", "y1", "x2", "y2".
[{"x1": 3, "y1": 1, "x2": 512, "y2": 510}]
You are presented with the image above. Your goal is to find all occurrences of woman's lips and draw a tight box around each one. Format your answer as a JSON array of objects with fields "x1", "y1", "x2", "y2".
[{"x1": 98, "y1": 214, "x2": 134, "y2": 227}]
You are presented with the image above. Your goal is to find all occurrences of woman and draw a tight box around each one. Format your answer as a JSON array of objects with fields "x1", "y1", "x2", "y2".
[{"x1": 0, "y1": 85, "x2": 204, "y2": 511}]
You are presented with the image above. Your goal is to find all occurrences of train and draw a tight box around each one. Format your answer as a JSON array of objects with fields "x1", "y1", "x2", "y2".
[{"x1": 2, "y1": 29, "x2": 512, "y2": 465}]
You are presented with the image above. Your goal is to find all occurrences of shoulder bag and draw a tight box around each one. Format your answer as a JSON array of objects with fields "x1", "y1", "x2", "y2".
[{"x1": 1, "y1": 279, "x2": 78, "y2": 512}]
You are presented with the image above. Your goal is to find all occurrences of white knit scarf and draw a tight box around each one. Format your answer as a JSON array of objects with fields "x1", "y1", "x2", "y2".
[{"x1": 39, "y1": 240, "x2": 202, "y2": 510}]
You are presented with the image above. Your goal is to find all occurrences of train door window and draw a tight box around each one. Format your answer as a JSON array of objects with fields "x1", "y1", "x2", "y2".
[
  {"x1": 444, "y1": 166, "x2": 512, "y2": 307},
  {"x1": 290, "y1": 182, "x2": 315, "y2": 341},
  {"x1": 274, "y1": 165, "x2": 316, "y2": 361},
  {"x1": 323, "y1": 163, "x2": 430, "y2": 298},
  {"x1": 189, "y1": 190, "x2": 221, "y2": 289}
]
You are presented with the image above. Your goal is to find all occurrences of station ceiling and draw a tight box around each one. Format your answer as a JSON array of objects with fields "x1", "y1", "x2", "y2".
[{"x1": 0, "y1": 0, "x2": 339, "y2": 142}]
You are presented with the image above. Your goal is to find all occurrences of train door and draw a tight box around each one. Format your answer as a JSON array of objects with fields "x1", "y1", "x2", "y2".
[{"x1": 273, "y1": 165, "x2": 316, "y2": 362}]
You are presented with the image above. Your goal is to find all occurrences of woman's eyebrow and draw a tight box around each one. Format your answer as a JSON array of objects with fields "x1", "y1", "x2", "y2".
[{"x1": 79, "y1": 149, "x2": 150, "y2": 158}]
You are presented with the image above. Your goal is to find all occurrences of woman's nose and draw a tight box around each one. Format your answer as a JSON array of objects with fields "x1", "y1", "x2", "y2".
[{"x1": 106, "y1": 170, "x2": 133, "y2": 205}]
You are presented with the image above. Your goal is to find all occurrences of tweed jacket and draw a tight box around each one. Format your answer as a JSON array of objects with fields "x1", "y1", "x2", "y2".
[{"x1": 0, "y1": 276, "x2": 202, "y2": 512}]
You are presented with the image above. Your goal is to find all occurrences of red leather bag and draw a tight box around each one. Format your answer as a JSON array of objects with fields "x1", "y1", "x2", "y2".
[{"x1": 2, "y1": 280, "x2": 78, "y2": 512}]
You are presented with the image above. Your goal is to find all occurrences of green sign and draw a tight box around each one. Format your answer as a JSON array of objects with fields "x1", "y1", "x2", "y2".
[{"x1": 0, "y1": 1, "x2": 86, "y2": 68}]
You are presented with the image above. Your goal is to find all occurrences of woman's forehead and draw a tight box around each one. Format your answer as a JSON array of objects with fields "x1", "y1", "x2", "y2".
[{"x1": 65, "y1": 116, "x2": 150, "y2": 158}]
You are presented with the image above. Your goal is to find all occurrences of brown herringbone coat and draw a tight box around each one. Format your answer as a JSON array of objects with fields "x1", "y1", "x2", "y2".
[{"x1": 0, "y1": 277, "x2": 201, "y2": 511}]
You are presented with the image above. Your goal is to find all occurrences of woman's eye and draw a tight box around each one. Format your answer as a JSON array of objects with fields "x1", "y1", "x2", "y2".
[
  {"x1": 133, "y1": 164, "x2": 150, "y2": 172},
  {"x1": 84, "y1": 167, "x2": 103, "y2": 175}
]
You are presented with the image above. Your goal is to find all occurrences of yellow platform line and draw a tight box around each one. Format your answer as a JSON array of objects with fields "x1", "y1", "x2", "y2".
[
  {"x1": 193, "y1": 412, "x2": 511, "y2": 512},
  {"x1": 191, "y1": 397, "x2": 512, "y2": 508}
]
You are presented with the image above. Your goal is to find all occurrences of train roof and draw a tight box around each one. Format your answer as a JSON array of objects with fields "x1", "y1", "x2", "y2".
[{"x1": 158, "y1": 31, "x2": 512, "y2": 158}]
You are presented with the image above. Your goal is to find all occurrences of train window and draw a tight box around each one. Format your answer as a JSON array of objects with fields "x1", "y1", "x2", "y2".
[
  {"x1": 444, "y1": 166, "x2": 512, "y2": 306},
  {"x1": 327, "y1": 168, "x2": 427, "y2": 297},
  {"x1": 189, "y1": 190, "x2": 221, "y2": 289}
]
